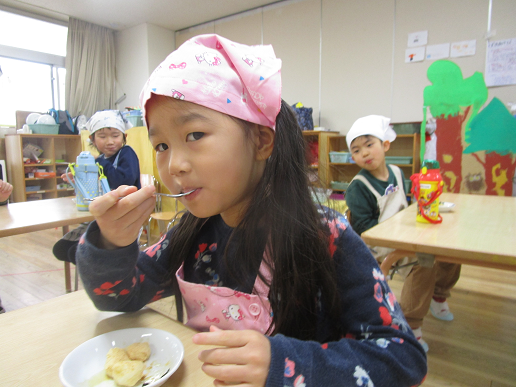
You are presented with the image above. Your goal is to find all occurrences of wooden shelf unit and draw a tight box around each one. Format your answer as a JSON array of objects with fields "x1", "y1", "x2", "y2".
[
  {"x1": 5, "y1": 134, "x2": 82, "y2": 202},
  {"x1": 302, "y1": 130, "x2": 339, "y2": 187},
  {"x1": 327, "y1": 133, "x2": 421, "y2": 192}
]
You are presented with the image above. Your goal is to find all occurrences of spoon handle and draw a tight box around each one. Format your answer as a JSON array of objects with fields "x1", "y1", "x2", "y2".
[{"x1": 84, "y1": 190, "x2": 195, "y2": 202}]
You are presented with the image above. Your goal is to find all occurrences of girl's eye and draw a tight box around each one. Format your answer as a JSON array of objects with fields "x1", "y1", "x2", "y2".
[
  {"x1": 186, "y1": 132, "x2": 204, "y2": 142},
  {"x1": 155, "y1": 143, "x2": 168, "y2": 152}
]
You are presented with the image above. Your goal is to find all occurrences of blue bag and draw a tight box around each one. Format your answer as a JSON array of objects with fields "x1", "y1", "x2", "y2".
[
  {"x1": 290, "y1": 102, "x2": 314, "y2": 131},
  {"x1": 48, "y1": 108, "x2": 78, "y2": 135}
]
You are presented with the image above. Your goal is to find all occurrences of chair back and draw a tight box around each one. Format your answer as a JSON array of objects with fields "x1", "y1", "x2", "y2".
[{"x1": 140, "y1": 174, "x2": 161, "y2": 211}]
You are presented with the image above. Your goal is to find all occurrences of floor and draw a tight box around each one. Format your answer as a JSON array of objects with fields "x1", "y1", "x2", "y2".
[{"x1": 0, "y1": 227, "x2": 515, "y2": 386}]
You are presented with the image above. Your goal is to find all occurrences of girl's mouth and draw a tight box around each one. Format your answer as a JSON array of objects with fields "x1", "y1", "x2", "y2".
[{"x1": 181, "y1": 188, "x2": 199, "y2": 200}]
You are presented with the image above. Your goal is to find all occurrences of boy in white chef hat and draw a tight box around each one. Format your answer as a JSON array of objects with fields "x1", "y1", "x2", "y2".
[
  {"x1": 345, "y1": 115, "x2": 426, "y2": 348},
  {"x1": 345, "y1": 115, "x2": 457, "y2": 353}
]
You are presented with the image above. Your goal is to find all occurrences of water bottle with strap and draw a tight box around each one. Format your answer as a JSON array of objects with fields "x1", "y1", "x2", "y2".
[{"x1": 67, "y1": 151, "x2": 110, "y2": 211}]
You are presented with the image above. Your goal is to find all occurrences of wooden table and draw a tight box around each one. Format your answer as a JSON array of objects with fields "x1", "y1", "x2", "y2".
[
  {"x1": 361, "y1": 193, "x2": 516, "y2": 272},
  {"x1": 0, "y1": 290, "x2": 214, "y2": 386},
  {"x1": 0, "y1": 197, "x2": 94, "y2": 292}
]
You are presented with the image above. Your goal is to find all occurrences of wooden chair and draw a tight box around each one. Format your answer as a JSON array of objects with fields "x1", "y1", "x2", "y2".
[
  {"x1": 16, "y1": 110, "x2": 40, "y2": 129},
  {"x1": 346, "y1": 208, "x2": 417, "y2": 280}
]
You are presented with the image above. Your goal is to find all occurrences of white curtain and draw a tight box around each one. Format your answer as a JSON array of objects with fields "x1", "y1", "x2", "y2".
[{"x1": 65, "y1": 18, "x2": 116, "y2": 118}]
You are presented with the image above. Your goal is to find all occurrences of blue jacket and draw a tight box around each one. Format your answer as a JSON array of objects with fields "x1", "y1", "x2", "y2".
[
  {"x1": 77, "y1": 208, "x2": 427, "y2": 387},
  {"x1": 96, "y1": 145, "x2": 141, "y2": 189}
]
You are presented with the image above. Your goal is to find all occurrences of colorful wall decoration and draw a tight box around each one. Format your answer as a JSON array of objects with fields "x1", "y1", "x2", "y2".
[{"x1": 422, "y1": 60, "x2": 516, "y2": 196}]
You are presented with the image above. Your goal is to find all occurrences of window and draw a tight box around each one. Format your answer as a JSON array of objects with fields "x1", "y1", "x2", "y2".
[{"x1": 0, "y1": 9, "x2": 67, "y2": 127}]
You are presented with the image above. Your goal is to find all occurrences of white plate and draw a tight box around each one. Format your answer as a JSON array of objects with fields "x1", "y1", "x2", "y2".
[
  {"x1": 59, "y1": 328, "x2": 184, "y2": 387},
  {"x1": 439, "y1": 201, "x2": 456, "y2": 212}
]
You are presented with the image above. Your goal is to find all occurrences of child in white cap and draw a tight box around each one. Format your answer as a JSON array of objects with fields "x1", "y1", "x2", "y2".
[
  {"x1": 345, "y1": 115, "x2": 405, "y2": 237},
  {"x1": 75, "y1": 35, "x2": 426, "y2": 386},
  {"x1": 86, "y1": 109, "x2": 141, "y2": 190},
  {"x1": 53, "y1": 110, "x2": 141, "y2": 265},
  {"x1": 345, "y1": 115, "x2": 458, "y2": 353}
]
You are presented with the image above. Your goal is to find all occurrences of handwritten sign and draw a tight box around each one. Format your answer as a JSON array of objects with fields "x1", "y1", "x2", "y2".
[{"x1": 485, "y1": 38, "x2": 516, "y2": 87}]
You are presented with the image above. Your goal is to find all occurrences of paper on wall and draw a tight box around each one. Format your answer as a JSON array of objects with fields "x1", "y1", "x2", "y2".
[
  {"x1": 485, "y1": 38, "x2": 516, "y2": 87},
  {"x1": 450, "y1": 40, "x2": 476, "y2": 57},
  {"x1": 426, "y1": 43, "x2": 450, "y2": 60},
  {"x1": 408, "y1": 31, "x2": 428, "y2": 47},
  {"x1": 405, "y1": 47, "x2": 425, "y2": 63}
]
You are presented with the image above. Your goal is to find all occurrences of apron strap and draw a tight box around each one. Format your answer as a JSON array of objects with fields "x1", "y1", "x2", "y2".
[{"x1": 253, "y1": 250, "x2": 273, "y2": 299}]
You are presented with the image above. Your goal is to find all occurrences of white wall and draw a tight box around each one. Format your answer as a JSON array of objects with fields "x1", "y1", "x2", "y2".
[
  {"x1": 115, "y1": 23, "x2": 174, "y2": 109},
  {"x1": 146, "y1": 24, "x2": 175, "y2": 77},
  {"x1": 125, "y1": 0, "x2": 516, "y2": 133}
]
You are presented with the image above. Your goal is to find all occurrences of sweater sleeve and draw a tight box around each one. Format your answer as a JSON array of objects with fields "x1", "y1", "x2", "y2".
[
  {"x1": 76, "y1": 222, "x2": 174, "y2": 312},
  {"x1": 265, "y1": 215, "x2": 427, "y2": 387},
  {"x1": 345, "y1": 179, "x2": 379, "y2": 235},
  {"x1": 96, "y1": 146, "x2": 141, "y2": 190}
]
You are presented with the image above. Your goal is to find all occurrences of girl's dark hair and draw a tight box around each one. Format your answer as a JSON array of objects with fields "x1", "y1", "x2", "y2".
[{"x1": 166, "y1": 99, "x2": 342, "y2": 341}]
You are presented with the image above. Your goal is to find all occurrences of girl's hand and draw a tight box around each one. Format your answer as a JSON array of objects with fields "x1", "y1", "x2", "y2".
[
  {"x1": 193, "y1": 326, "x2": 271, "y2": 387},
  {"x1": 88, "y1": 184, "x2": 156, "y2": 249},
  {"x1": 0, "y1": 180, "x2": 13, "y2": 202}
]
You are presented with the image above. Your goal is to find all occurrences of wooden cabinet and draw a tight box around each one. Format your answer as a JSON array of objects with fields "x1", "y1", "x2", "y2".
[
  {"x1": 5, "y1": 134, "x2": 82, "y2": 202},
  {"x1": 327, "y1": 133, "x2": 421, "y2": 193},
  {"x1": 302, "y1": 130, "x2": 339, "y2": 186}
]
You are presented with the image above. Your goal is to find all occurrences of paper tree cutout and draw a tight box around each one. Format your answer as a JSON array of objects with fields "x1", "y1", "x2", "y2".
[
  {"x1": 464, "y1": 97, "x2": 516, "y2": 196},
  {"x1": 421, "y1": 60, "x2": 487, "y2": 162},
  {"x1": 464, "y1": 97, "x2": 516, "y2": 155}
]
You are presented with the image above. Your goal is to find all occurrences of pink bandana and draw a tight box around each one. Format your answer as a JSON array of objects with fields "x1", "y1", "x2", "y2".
[{"x1": 139, "y1": 34, "x2": 282, "y2": 129}]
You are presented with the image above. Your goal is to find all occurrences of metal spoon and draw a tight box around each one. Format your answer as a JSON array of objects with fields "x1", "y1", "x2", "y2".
[{"x1": 84, "y1": 189, "x2": 196, "y2": 201}]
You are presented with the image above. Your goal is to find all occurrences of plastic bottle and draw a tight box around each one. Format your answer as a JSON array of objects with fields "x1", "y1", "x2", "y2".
[
  {"x1": 410, "y1": 160, "x2": 443, "y2": 224},
  {"x1": 68, "y1": 151, "x2": 110, "y2": 211}
]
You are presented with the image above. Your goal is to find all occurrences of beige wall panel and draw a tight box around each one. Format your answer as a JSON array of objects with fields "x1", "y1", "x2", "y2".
[
  {"x1": 147, "y1": 24, "x2": 175, "y2": 74},
  {"x1": 487, "y1": 0, "x2": 516, "y2": 106},
  {"x1": 263, "y1": 0, "x2": 321, "y2": 126},
  {"x1": 175, "y1": 23, "x2": 216, "y2": 47},
  {"x1": 392, "y1": 0, "x2": 489, "y2": 123},
  {"x1": 115, "y1": 24, "x2": 150, "y2": 108},
  {"x1": 215, "y1": 12, "x2": 262, "y2": 45},
  {"x1": 321, "y1": 0, "x2": 395, "y2": 134}
]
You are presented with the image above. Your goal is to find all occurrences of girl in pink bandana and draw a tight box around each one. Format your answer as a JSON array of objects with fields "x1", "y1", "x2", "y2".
[{"x1": 77, "y1": 35, "x2": 426, "y2": 387}]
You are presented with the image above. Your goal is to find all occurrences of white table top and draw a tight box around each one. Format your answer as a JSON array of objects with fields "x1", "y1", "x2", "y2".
[
  {"x1": 361, "y1": 193, "x2": 516, "y2": 270},
  {"x1": 0, "y1": 197, "x2": 94, "y2": 237}
]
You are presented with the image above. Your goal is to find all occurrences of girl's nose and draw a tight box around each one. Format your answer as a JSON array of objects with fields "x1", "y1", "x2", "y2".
[{"x1": 168, "y1": 150, "x2": 190, "y2": 176}]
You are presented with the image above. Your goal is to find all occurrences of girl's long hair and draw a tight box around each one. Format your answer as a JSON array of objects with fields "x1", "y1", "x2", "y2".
[{"x1": 165, "y1": 99, "x2": 342, "y2": 341}]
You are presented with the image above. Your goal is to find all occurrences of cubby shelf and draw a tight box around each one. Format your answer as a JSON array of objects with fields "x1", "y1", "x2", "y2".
[
  {"x1": 5, "y1": 134, "x2": 82, "y2": 202},
  {"x1": 302, "y1": 130, "x2": 339, "y2": 186}
]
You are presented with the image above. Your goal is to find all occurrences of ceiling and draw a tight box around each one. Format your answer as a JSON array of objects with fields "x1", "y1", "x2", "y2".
[{"x1": 0, "y1": 0, "x2": 281, "y2": 31}]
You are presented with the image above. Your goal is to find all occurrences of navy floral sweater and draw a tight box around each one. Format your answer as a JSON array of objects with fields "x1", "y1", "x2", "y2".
[{"x1": 77, "y1": 208, "x2": 427, "y2": 387}]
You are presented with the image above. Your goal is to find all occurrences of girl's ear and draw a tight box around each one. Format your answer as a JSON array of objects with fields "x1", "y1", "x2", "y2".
[{"x1": 253, "y1": 125, "x2": 275, "y2": 161}]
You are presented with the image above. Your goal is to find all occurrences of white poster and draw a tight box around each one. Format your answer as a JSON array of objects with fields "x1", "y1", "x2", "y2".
[
  {"x1": 408, "y1": 31, "x2": 428, "y2": 47},
  {"x1": 485, "y1": 38, "x2": 516, "y2": 87},
  {"x1": 450, "y1": 40, "x2": 476, "y2": 57},
  {"x1": 405, "y1": 47, "x2": 425, "y2": 63},
  {"x1": 426, "y1": 43, "x2": 450, "y2": 60}
]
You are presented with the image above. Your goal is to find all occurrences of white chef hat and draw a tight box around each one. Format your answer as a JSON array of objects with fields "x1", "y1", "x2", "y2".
[
  {"x1": 346, "y1": 115, "x2": 396, "y2": 150},
  {"x1": 86, "y1": 110, "x2": 133, "y2": 135}
]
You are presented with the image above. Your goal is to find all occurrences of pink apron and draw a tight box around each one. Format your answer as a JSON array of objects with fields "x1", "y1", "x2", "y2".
[{"x1": 176, "y1": 260, "x2": 274, "y2": 333}]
